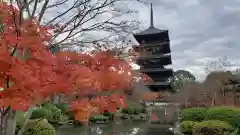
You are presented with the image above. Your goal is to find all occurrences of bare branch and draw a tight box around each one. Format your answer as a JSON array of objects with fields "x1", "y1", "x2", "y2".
[
  {"x1": 46, "y1": 0, "x2": 68, "y2": 8},
  {"x1": 9, "y1": 0, "x2": 142, "y2": 50},
  {"x1": 31, "y1": 0, "x2": 38, "y2": 18},
  {"x1": 38, "y1": 0, "x2": 49, "y2": 22},
  {"x1": 204, "y1": 56, "x2": 232, "y2": 73}
]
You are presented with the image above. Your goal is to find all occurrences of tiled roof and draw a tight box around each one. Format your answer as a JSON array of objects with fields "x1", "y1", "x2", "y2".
[{"x1": 134, "y1": 26, "x2": 166, "y2": 36}]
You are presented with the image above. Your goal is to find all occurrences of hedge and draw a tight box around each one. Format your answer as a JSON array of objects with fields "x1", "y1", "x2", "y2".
[
  {"x1": 192, "y1": 120, "x2": 233, "y2": 135},
  {"x1": 121, "y1": 106, "x2": 135, "y2": 114},
  {"x1": 204, "y1": 107, "x2": 240, "y2": 130},
  {"x1": 121, "y1": 106, "x2": 147, "y2": 115},
  {"x1": 181, "y1": 108, "x2": 208, "y2": 122},
  {"x1": 180, "y1": 121, "x2": 198, "y2": 135}
]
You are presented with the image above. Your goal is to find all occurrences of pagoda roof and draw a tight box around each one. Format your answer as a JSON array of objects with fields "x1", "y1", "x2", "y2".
[
  {"x1": 140, "y1": 68, "x2": 173, "y2": 73},
  {"x1": 134, "y1": 26, "x2": 166, "y2": 36},
  {"x1": 133, "y1": 3, "x2": 167, "y2": 36},
  {"x1": 136, "y1": 54, "x2": 171, "y2": 60}
]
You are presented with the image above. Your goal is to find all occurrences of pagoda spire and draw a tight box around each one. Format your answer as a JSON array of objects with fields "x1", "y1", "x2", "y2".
[{"x1": 150, "y1": 2, "x2": 154, "y2": 28}]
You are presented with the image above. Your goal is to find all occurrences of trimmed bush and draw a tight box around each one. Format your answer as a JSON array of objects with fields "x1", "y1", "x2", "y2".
[
  {"x1": 180, "y1": 121, "x2": 198, "y2": 135},
  {"x1": 90, "y1": 115, "x2": 109, "y2": 123},
  {"x1": 103, "y1": 111, "x2": 113, "y2": 117},
  {"x1": 121, "y1": 106, "x2": 134, "y2": 114},
  {"x1": 30, "y1": 108, "x2": 50, "y2": 119},
  {"x1": 181, "y1": 108, "x2": 208, "y2": 122},
  {"x1": 204, "y1": 107, "x2": 240, "y2": 129},
  {"x1": 121, "y1": 106, "x2": 147, "y2": 115},
  {"x1": 103, "y1": 111, "x2": 114, "y2": 120},
  {"x1": 193, "y1": 120, "x2": 233, "y2": 135}
]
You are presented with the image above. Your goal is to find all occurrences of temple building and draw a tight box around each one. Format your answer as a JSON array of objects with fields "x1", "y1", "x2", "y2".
[{"x1": 132, "y1": 3, "x2": 173, "y2": 92}]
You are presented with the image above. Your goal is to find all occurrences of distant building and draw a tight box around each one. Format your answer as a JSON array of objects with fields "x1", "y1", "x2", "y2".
[{"x1": 132, "y1": 3, "x2": 173, "y2": 92}]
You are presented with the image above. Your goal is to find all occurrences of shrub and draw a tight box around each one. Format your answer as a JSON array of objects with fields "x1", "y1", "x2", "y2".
[
  {"x1": 181, "y1": 108, "x2": 208, "y2": 122},
  {"x1": 180, "y1": 121, "x2": 198, "y2": 135},
  {"x1": 103, "y1": 111, "x2": 113, "y2": 117},
  {"x1": 127, "y1": 107, "x2": 135, "y2": 114},
  {"x1": 90, "y1": 115, "x2": 109, "y2": 122},
  {"x1": 66, "y1": 110, "x2": 74, "y2": 120},
  {"x1": 24, "y1": 119, "x2": 56, "y2": 135},
  {"x1": 121, "y1": 106, "x2": 134, "y2": 115},
  {"x1": 42, "y1": 103, "x2": 62, "y2": 124},
  {"x1": 103, "y1": 111, "x2": 114, "y2": 120},
  {"x1": 133, "y1": 106, "x2": 143, "y2": 114},
  {"x1": 204, "y1": 107, "x2": 240, "y2": 129},
  {"x1": 55, "y1": 103, "x2": 69, "y2": 114},
  {"x1": 30, "y1": 108, "x2": 50, "y2": 119},
  {"x1": 193, "y1": 120, "x2": 233, "y2": 135}
]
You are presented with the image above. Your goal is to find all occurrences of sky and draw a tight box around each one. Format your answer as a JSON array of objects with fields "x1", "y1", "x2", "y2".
[
  {"x1": 128, "y1": 0, "x2": 240, "y2": 81},
  {"x1": 30, "y1": 0, "x2": 240, "y2": 81}
]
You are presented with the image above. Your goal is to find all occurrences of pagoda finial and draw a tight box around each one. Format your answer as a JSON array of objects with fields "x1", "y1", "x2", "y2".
[{"x1": 150, "y1": 2, "x2": 154, "y2": 28}]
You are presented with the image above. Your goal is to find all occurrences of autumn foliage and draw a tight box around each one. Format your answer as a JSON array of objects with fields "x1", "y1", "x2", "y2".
[{"x1": 0, "y1": 2, "x2": 155, "y2": 122}]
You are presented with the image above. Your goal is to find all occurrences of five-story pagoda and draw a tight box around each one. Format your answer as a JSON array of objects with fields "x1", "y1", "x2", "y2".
[{"x1": 133, "y1": 3, "x2": 173, "y2": 92}]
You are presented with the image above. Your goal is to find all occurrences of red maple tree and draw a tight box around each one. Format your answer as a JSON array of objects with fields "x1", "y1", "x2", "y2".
[{"x1": 0, "y1": 2, "x2": 155, "y2": 123}]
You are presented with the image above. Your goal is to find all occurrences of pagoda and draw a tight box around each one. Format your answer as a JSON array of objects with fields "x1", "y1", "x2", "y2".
[{"x1": 133, "y1": 3, "x2": 173, "y2": 92}]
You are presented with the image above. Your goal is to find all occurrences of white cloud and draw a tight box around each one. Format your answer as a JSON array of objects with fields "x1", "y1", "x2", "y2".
[{"x1": 38, "y1": 0, "x2": 240, "y2": 81}]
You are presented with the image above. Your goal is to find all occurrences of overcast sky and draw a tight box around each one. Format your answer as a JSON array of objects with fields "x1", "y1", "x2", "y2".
[
  {"x1": 39, "y1": 0, "x2": 240, "y2": 81},
  {"x1": 129, "y1": 0, "x2": 240, "y2": 81}
]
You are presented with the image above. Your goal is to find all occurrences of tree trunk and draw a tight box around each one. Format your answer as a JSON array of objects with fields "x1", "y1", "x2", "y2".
[
  {"x1": 0, "y1": 109, "x2": 16, "y2": 135},
  {"x1": 17, "y1": 109, "x2": 33, "y2": 135}
]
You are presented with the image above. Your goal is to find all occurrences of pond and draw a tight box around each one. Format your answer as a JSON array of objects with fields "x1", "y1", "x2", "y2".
[
  {"x1": 56, "y1": 103, "x2": 180, "y2": 135},
  {"x1": 56, "y1": 121, "x2": 174, "y2": 135}
]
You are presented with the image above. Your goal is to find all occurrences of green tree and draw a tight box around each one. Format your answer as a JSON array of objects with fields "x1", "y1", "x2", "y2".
[{"x1": 170, "y1": 70, "x2": 196, "y2": 92}]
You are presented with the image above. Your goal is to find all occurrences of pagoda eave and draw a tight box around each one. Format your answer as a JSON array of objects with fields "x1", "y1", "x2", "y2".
[
  {"x1": 133, "y1": 27, "x2": 167, "y2": 36},
  {"x1": 136, "y1": 54, "x2": 171, "y2": 60},
  {"x1": 140, "y1": 68, "x2": 173, "y2": 73}
]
